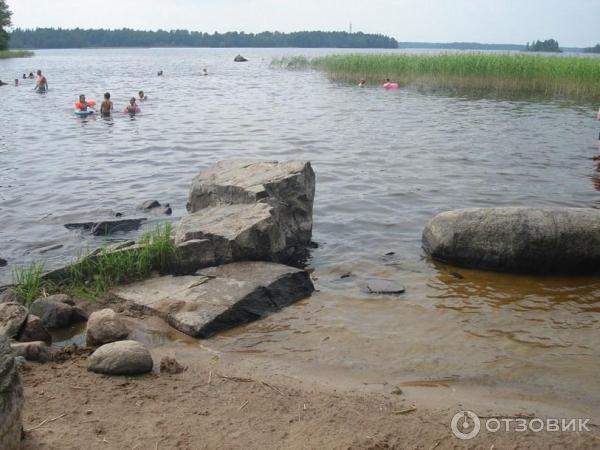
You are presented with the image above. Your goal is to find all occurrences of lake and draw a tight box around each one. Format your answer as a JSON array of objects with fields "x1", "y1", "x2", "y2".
[{"x1": 1, "y1": 48, "x2": 599, "y2": 415}]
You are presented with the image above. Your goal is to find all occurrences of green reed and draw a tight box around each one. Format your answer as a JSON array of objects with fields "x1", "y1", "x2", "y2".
[
  {"x1": 276, "y1": 53, "x2": 600, "y2": 100},
  {"x1": 0, "y1": 50, "x2": 34, "y2": 59}
]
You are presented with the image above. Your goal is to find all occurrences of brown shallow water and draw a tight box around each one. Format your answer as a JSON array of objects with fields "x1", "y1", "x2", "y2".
[{"x1": 2, "y1": 48, "x2": 600, "y2": 416}]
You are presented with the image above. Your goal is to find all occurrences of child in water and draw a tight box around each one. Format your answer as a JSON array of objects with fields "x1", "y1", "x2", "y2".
[
  {"x1": 138, "y1": 90, "x2": 147, "y2": 101},
  {"x1": 100, "y1": 92, "x2": 113, "y2": 116},
  {"x1": 77, "y1": 94, "x2": 93, "y2": 111},
  {"x1": 124, "y1": 97, "x2": 141, "y2": 114}
]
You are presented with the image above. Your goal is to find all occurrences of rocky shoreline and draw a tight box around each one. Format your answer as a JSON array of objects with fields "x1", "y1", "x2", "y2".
[{"x1": 2, "y1": 160, "x2": 600, "y2": 447}]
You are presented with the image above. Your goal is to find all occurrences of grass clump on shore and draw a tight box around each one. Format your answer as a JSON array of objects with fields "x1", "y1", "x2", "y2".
[
  {"x1": 12, "y1": 224, "x2": 178, "y2": 301},
  {"x1": 276, "y1": 53, "x2": 600, "y2": 100},
  {"x1": 0, "y1": 50, "x2": 34, "y2": 59},
  {"x1": 13, "y1": 262, "x2": 46, "y2": 306}
]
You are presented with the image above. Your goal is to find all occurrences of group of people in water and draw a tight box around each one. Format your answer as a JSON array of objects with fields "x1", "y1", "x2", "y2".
[
  {"x1": 0, "y1": 70, "x2": 47, "y2": 90},
  {"x1": 358, "y1": 78, "x2": 400, "y2": 90},
  {"x1": 76, "y1": 90, "x2": 146, "y2": 116}
]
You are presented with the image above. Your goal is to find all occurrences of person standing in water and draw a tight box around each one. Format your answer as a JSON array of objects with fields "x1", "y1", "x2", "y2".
[
  {"x1": 35, "y1": 70, "x2": 48, "y2": 92},
  {"x1": 203, "y1": 68, "x2": 208, "y2": 76},
  {"x1": 124, "y1": 97, "x2": 141, "y2": 114},
  {"x1": 138, "y1": 90, "x2": 147, "y2": 101},
  {"x1": 100, "y1": 92, "x2": 113, "y2": 117}
]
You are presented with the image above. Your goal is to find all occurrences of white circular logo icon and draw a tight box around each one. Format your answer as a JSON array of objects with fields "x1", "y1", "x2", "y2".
[{"x1": 451, "y1": 410, "x2": 481, "y2": 440}]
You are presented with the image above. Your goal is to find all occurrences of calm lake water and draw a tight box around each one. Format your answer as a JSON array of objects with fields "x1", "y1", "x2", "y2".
[{"x1": 1, "y1": 48, "x2": 599, "y2": 414}]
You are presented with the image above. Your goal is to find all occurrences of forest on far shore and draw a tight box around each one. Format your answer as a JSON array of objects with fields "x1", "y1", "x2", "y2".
[{"x1": 9, "y1": 28, "x2": 399, "y2": 49}]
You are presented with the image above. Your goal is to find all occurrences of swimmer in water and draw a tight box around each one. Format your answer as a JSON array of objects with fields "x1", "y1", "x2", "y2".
[
  {"x1": 100, "y1": 92, "x2": 113, "y2": 116},
  {"x1": 28, "y1": 72, "x2": 34, "y2": 79},
  {"x1": 138, "y1": 90, "x2": 147, "y2": 101},
  {"x1": 35, "y1": 70, "x2": 48, "y2": 92},
  {"x1": 15, "y1": 79, "x2": 19, "y2": 86},
  {"x1": 77, "y1": 94, "x2": 93, "y2": 111},
  {"x1": 358, "y1": 79, "x2": 366, "y2": 87},
  {"x1": 124, "y1": 97, "x2": 141, "y2": 114},
  {"x1": 22, "y1": 73, "x2": 26, "y2": 79},
  {"x1": 203, "y1": 68, "x2": 208, "y2": 76},
  {"x1": 157, "y1": 70, "x2": 163, "y2": 76}
]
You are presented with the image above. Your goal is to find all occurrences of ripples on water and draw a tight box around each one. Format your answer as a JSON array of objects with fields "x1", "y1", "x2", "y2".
[{"x1": 1, "y1": 48, "x2": 599, "y2": 410}]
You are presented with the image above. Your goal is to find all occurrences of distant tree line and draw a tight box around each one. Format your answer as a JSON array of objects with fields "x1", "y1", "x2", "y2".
[
  {"x1": 584, "y1": 44, "x2": 600, "y2": 54},
  {"x1": 525, "y1": 39, "x2": 560, "y2": 53},
  {"x1": 9, "y1": 28, "x2": 399, "y2": 49}
]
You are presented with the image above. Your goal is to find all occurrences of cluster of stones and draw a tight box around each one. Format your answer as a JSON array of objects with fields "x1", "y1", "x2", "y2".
[{"x1": 115, "y1": 160, "x2": 317, "y2": 338}]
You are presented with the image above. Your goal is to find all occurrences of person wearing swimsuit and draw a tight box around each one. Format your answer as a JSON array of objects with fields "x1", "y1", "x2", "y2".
[
  {"x1": 35, "y1": 70, "x2": 48, "y2": 92},
  {"x1": 100, "y1": 92, "x2": 113, "y2": 117},
  {"x1": 124, "y1": 97, "x2": 141, "y2": 114}
]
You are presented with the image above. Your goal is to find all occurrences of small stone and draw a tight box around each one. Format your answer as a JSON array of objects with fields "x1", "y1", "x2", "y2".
[
  {"x1": 449, "y1": 272, "x2": 464, "y2": 280},
  {"x1": 340, "y1": 272, "x2": 352, "y2": 279},
  {"x1": 0, "y1": 302, "x2": 28, "y2": 338},
  {"x1": 85, "y1": 410, "x2": 93, "y2": 415},
  {"x1": 0, "y1": 288, "x2": 23, "y2": 305},
  {"x1": 160, "y1": 356, "x2": 186, "y2": 375},
  {"x1": 17, "y1": 314, "x2": 52, "y2": 345},
  {"x1": 87, "y1": 340, "x2": 153, "y2": 375},
  {"x1": 29, "y1": 297, "x2": 74, "y2": 329},
  {"x1": 365, "y1": 280, "x2": 406, "y2": 295},
  {"x1": 385, "y1": 252, "x2": 395, "y2": 256},
  {"x1": 86, "y1": 309, "x2": 129, "y2": 347},
  {"x1": 11, "y1": 341, "x2": 50, "y2": 362},
  {"x1": 161, "y1": 206, "x2": 172, "y2": 215},
  {"x1": 0, "y1": 257, "x2": 7, "y2": 267},
  {"x1": 115, "y1": 212, "x2": 123, "y2": 217},
  {"x1": 391, "y1": 387, "x2": 403, "y2": 395},
  {"x1": 140, "y1": 200, "x2": 161, "y2": 211}
]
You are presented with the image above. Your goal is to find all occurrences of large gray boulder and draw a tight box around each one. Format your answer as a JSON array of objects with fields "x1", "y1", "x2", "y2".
[
  {"x1": 0, "y1": 303, "x2": 28, "y2": 339},
  {"x1": 86, "y1": 309, "x2": 129, "y2": 347},
  {"x1": 0, "y1": 335, "x2": 24, "y2": 450},
  {"x1": 186, "y1": 160, "x2": 315, "y2": 251},
  {"x1": 88, "y1": 340, "x2": 153, "y2": 375},
  {"x1": 114, "y1": 261, "x2": 315, "y2": 338},
  {"x1": 423, "y1": 207, "x2": 600, "y2": 273}
]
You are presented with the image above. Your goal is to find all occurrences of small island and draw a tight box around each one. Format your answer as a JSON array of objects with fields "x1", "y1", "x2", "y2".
[{"x1": 525, "y1": 38, "x2": 561, "y2": 52}]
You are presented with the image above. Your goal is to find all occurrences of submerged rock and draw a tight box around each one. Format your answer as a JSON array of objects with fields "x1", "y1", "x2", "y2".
[
  {"x1": 17, "y1": 314, "x2": 52, "y2": 345},
  {"x1": 0, "y1": 303, "x2": 28, "y2": 339},
  {"x1": 86, "y1": 308, "x2": 129, "y2": 347},
  {"x1": 423, "y1": 207, "x2": 600, "y2": 273},
  {"x1": 88, "y1": 340, "x2": 153, "y2": 375},
  {"x1": 11, "y1": 341, "x2": 50, "y2": 362},
  {"x1": 365, "y1": 280, "x2": 406, "y2": 295},
  {"x1": 0, "y1": 258, "x2": 7, "y2": 267},
  {"x1": 0, "y1": 335, "x2": 24, "y2": 450},
  {"x1": 114, "y1": 261, "x2": 315, "y2": 338},
  {"x1": 234, "y1": 54, "x2": 248, "y2": 62},
  {"x1": 29, "y1": 297, "x2": 75, "y2": 329},
  {"x1": 64, "y1": 218, "x2": 147, "y2": 236},
  {"x1": 140, "y1": 200, "x2": 161, "y2": 210}
]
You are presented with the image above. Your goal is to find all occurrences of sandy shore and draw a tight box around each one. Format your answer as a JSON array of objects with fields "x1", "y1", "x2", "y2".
[{"x1": 19, "y1": 336, "x2": 600, "y2": 450}]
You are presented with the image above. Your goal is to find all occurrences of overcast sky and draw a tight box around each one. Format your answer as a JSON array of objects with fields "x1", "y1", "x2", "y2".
[{"x1": 8, "y1": 0, "x2": 600, "y2": 47}]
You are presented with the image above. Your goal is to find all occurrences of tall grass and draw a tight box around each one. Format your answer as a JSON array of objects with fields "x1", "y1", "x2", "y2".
[
  {"x1": 276, "y1": 53, "x2": 600, "y2": 100},
  {"x1": 0, "y1": 50, "x2": 34, "y2": 59},
  {"x1": 12, "y1": 224, "x2": 178, "y2": 302},
  {"x1": 13, "y1": 262, "x2": 46, "y2": 306}
]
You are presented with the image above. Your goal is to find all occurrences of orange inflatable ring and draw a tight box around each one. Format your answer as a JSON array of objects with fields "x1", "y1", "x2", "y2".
[{"x1": 74, "y1": 100, "x2": 96, "y2": 108}]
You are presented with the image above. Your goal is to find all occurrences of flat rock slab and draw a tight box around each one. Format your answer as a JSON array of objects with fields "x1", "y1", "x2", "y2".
[
  {"x1": 365, "y1": 280, "x2": 406, "y2": 295},
  {"x1": 423, "y1": 207, "x2": 600, "y2": 274},
  {"x1": 114, "y1": 261, "x2": 315, "y2": 338}
]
